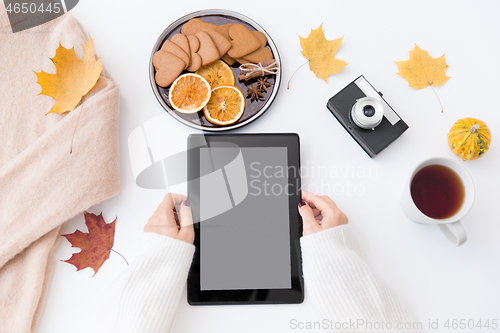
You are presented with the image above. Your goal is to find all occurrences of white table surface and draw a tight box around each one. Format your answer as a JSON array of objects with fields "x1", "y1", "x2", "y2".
[{"x1": 37, "y1": 0, "x2": 500, "y2": 332}]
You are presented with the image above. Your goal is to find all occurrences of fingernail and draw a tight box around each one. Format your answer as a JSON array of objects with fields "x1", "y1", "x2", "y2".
[
  {"x1": 183, "y1": 199, "x2": 190, "y2": 207},
  {"x1": 298, "y1": 200, "x2": 306, "y2": 208}
]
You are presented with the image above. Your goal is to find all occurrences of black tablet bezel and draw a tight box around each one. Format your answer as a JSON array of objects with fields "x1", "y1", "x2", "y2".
[{"x1": 187, "y1": 133, "x2": 303, "y2": 305}]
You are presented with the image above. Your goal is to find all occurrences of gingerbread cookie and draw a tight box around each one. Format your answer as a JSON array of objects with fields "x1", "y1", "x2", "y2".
[
  {"x1": 240, "y1": 46, "x2": 273, "y2": 64},
  {"x1": 160, "y1": 40, "x2": 190, "y2": 69},
  {"x1": 221, "y1": 54, "x2": 236, "y2": 66},
  {"x1": 212, "y1": 23, "x2": 232, "y2": 40},
  {"x1": 203, "y1": 29, "x2": 231, "y2": 56},
  {"x1": 187, "y1": 53, "x2": 202, "y2": 72},
  {"x1": 181, "y1": 18, "x2": 217, "y2": 36},
  {"x1": 152, "y1": 50, "x2": 185, "y2": 87},
  {"x1": 253, "y1": 31, "x2": 267, "y2": 47},
  {"x1": 227, "y1": 24, "x2": 260, "y2": 58},
  {"x1": 180, "y1": 19, "x2": 231, "y2": 57},
  {"x1": 186, "y1": 35, "x2": 202, "y2": 72},
  {"x1": 186, "y1": 34, "x2": 200, "y2": 53},
  {"x1": 170, "y1": 34, "x2": 191, "y2": 63},
  {"x1": 237, "y1": 30, "x2": 271, "y2": 63},
  {"x1": 195, "y1": 31, "x2": 219, "y2": 65}
]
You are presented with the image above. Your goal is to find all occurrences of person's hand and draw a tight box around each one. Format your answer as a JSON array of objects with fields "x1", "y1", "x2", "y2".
[
  {"x1": 144, "y1": 193, "x2": 195, "y2": 244},
  {"x1": 298, "y1": 191, "x2": 348, "y2": 236}
]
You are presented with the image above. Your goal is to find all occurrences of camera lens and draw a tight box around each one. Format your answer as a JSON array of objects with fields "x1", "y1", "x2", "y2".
[
  {"x1": 350, "y1": 97, "x2": 384, "y2": 129},
  {"x1": 363, "y1": 105, "x2": 375, "y2": 117}
]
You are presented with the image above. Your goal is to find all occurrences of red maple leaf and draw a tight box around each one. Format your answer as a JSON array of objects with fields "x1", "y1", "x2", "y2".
[{"x1": 62, "y1": 212, "x2": 117, "y2": 276}]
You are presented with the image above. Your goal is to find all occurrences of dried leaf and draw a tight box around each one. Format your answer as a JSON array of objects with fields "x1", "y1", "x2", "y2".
[
  {"x1": 62, "y1": 212, "x2": 116, "y2": 276},
  {"x1": 395, "y1": 44, "x2": 450, "y2": 89},
  {"x1": 35, "y1": 36, "x2": 102, "y2": 114},
  {"x1": 299, "y1": 23, "x2": 347, "y2": 82}
]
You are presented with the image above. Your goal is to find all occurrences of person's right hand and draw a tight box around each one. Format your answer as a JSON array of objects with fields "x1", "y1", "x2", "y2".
[
  {"x1": 298, "y1": 191, "x2": 348, "y2": 236},
  {"x1": 144, "y1": 193, "x2": 195, "y2": 244}
]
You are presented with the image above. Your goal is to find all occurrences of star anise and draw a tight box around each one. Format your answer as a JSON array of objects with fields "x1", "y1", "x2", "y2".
[
  {"x1": 246, "y1": 84, "x2": 265, "y2": 102},
  {"x1": 256, "y1": 77, "x2": 271, "y2": 92}
]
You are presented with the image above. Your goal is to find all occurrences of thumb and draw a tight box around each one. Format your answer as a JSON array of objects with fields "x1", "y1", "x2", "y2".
[
  {"x1": 178, "y1": 199, "x2": 195, "y2": 244},
  {"x1": 178, "y1": 199, "x2": 193, "y2": 228},
  {"x1": 298, "y1": 201, "x2": 321, "y2": 236}
]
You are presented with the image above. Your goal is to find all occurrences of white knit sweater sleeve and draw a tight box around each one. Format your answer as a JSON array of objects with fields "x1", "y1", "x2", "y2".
[
  {"x1": 300, "y1": 225, "x2": 419, "y2": 333},
  {"x1": 89, "y1": 232, "x2": 195, "y2": 333}
]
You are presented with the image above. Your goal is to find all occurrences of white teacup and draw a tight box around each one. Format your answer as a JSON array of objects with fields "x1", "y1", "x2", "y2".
[{"x1": 400, "y1": 157, "x2": 474, "y2": 246}]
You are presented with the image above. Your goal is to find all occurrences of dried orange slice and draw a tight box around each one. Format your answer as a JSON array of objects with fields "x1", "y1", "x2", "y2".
[
  {"x1": 203, "y1": 86, "x2": 245, "y2": 126},
  {"x1": 169, "y1": 73, "x2": 211, "y2": 113},
  {"x1": 196, "y1": 60, "x2": 235, "y2": 89}
]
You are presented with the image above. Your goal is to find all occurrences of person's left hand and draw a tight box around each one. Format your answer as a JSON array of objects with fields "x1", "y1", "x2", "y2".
[
  {"x1": 144, "y1": 193, "x2": 195, "y2": 244},
  {"x1": 298, "y1": 191, "x2": 348, "y2": 236}
]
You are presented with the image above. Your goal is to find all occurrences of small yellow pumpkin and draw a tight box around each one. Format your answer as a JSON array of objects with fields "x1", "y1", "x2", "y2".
[{"x1": 448, "y1": 117, "x2": 491, "y2": 161}]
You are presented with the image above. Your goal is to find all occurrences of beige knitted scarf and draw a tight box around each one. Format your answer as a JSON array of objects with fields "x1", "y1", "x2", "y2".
[{"x1": 0, "y1": 5, "x2": 120, "y2": 332}]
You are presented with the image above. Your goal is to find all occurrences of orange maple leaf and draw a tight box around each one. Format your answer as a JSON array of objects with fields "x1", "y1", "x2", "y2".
[
  {"x1": 288, "y1": 23, "x2": 347, "y2": 88},
  {"x1": 395, "y1": 44, "x2": 450, "y2": 89},
  {"x1": 299, "y1": 23, "x2": 347, "y2": 82},
  {"x1": 35, "y1": 36, "x2": 102, "y2": 114},
  {"x1": 395, "y1": 44, "x2": 450, "y2": 112},
  {"x1": 62, "y1": 212, "x2": 117, "y2": 276}
]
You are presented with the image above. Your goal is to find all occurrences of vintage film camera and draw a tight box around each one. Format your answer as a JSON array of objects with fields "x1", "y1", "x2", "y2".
[{"x1": 327, "y1": 76, "x2": 408, "y2": 158}]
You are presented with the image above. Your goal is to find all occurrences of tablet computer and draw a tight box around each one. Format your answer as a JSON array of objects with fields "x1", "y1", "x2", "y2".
[{"x1": 187, "y1": 133, "x2": 303, "y2": 305}]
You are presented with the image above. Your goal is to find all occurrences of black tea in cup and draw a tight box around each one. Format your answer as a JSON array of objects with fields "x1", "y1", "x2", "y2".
[{"x1": 410, "y1": 164, "x2": 465, "y2": 219}]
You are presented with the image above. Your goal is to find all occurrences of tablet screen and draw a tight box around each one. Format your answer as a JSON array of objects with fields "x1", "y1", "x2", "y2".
[{"x1": 199, "y1": 147, "x2": 291, "y2": 290}]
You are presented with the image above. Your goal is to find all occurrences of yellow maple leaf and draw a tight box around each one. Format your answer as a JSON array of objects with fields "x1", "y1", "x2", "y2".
[
  {"x1": 35, "y1": 36, "x2": 102, "y2": 114},
  {"x1": 395, "y1": 44, "x2": 450, "y2": 89},
  {"x1": 299, "y1": 23, "x2": 347, "y2": 82}
]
